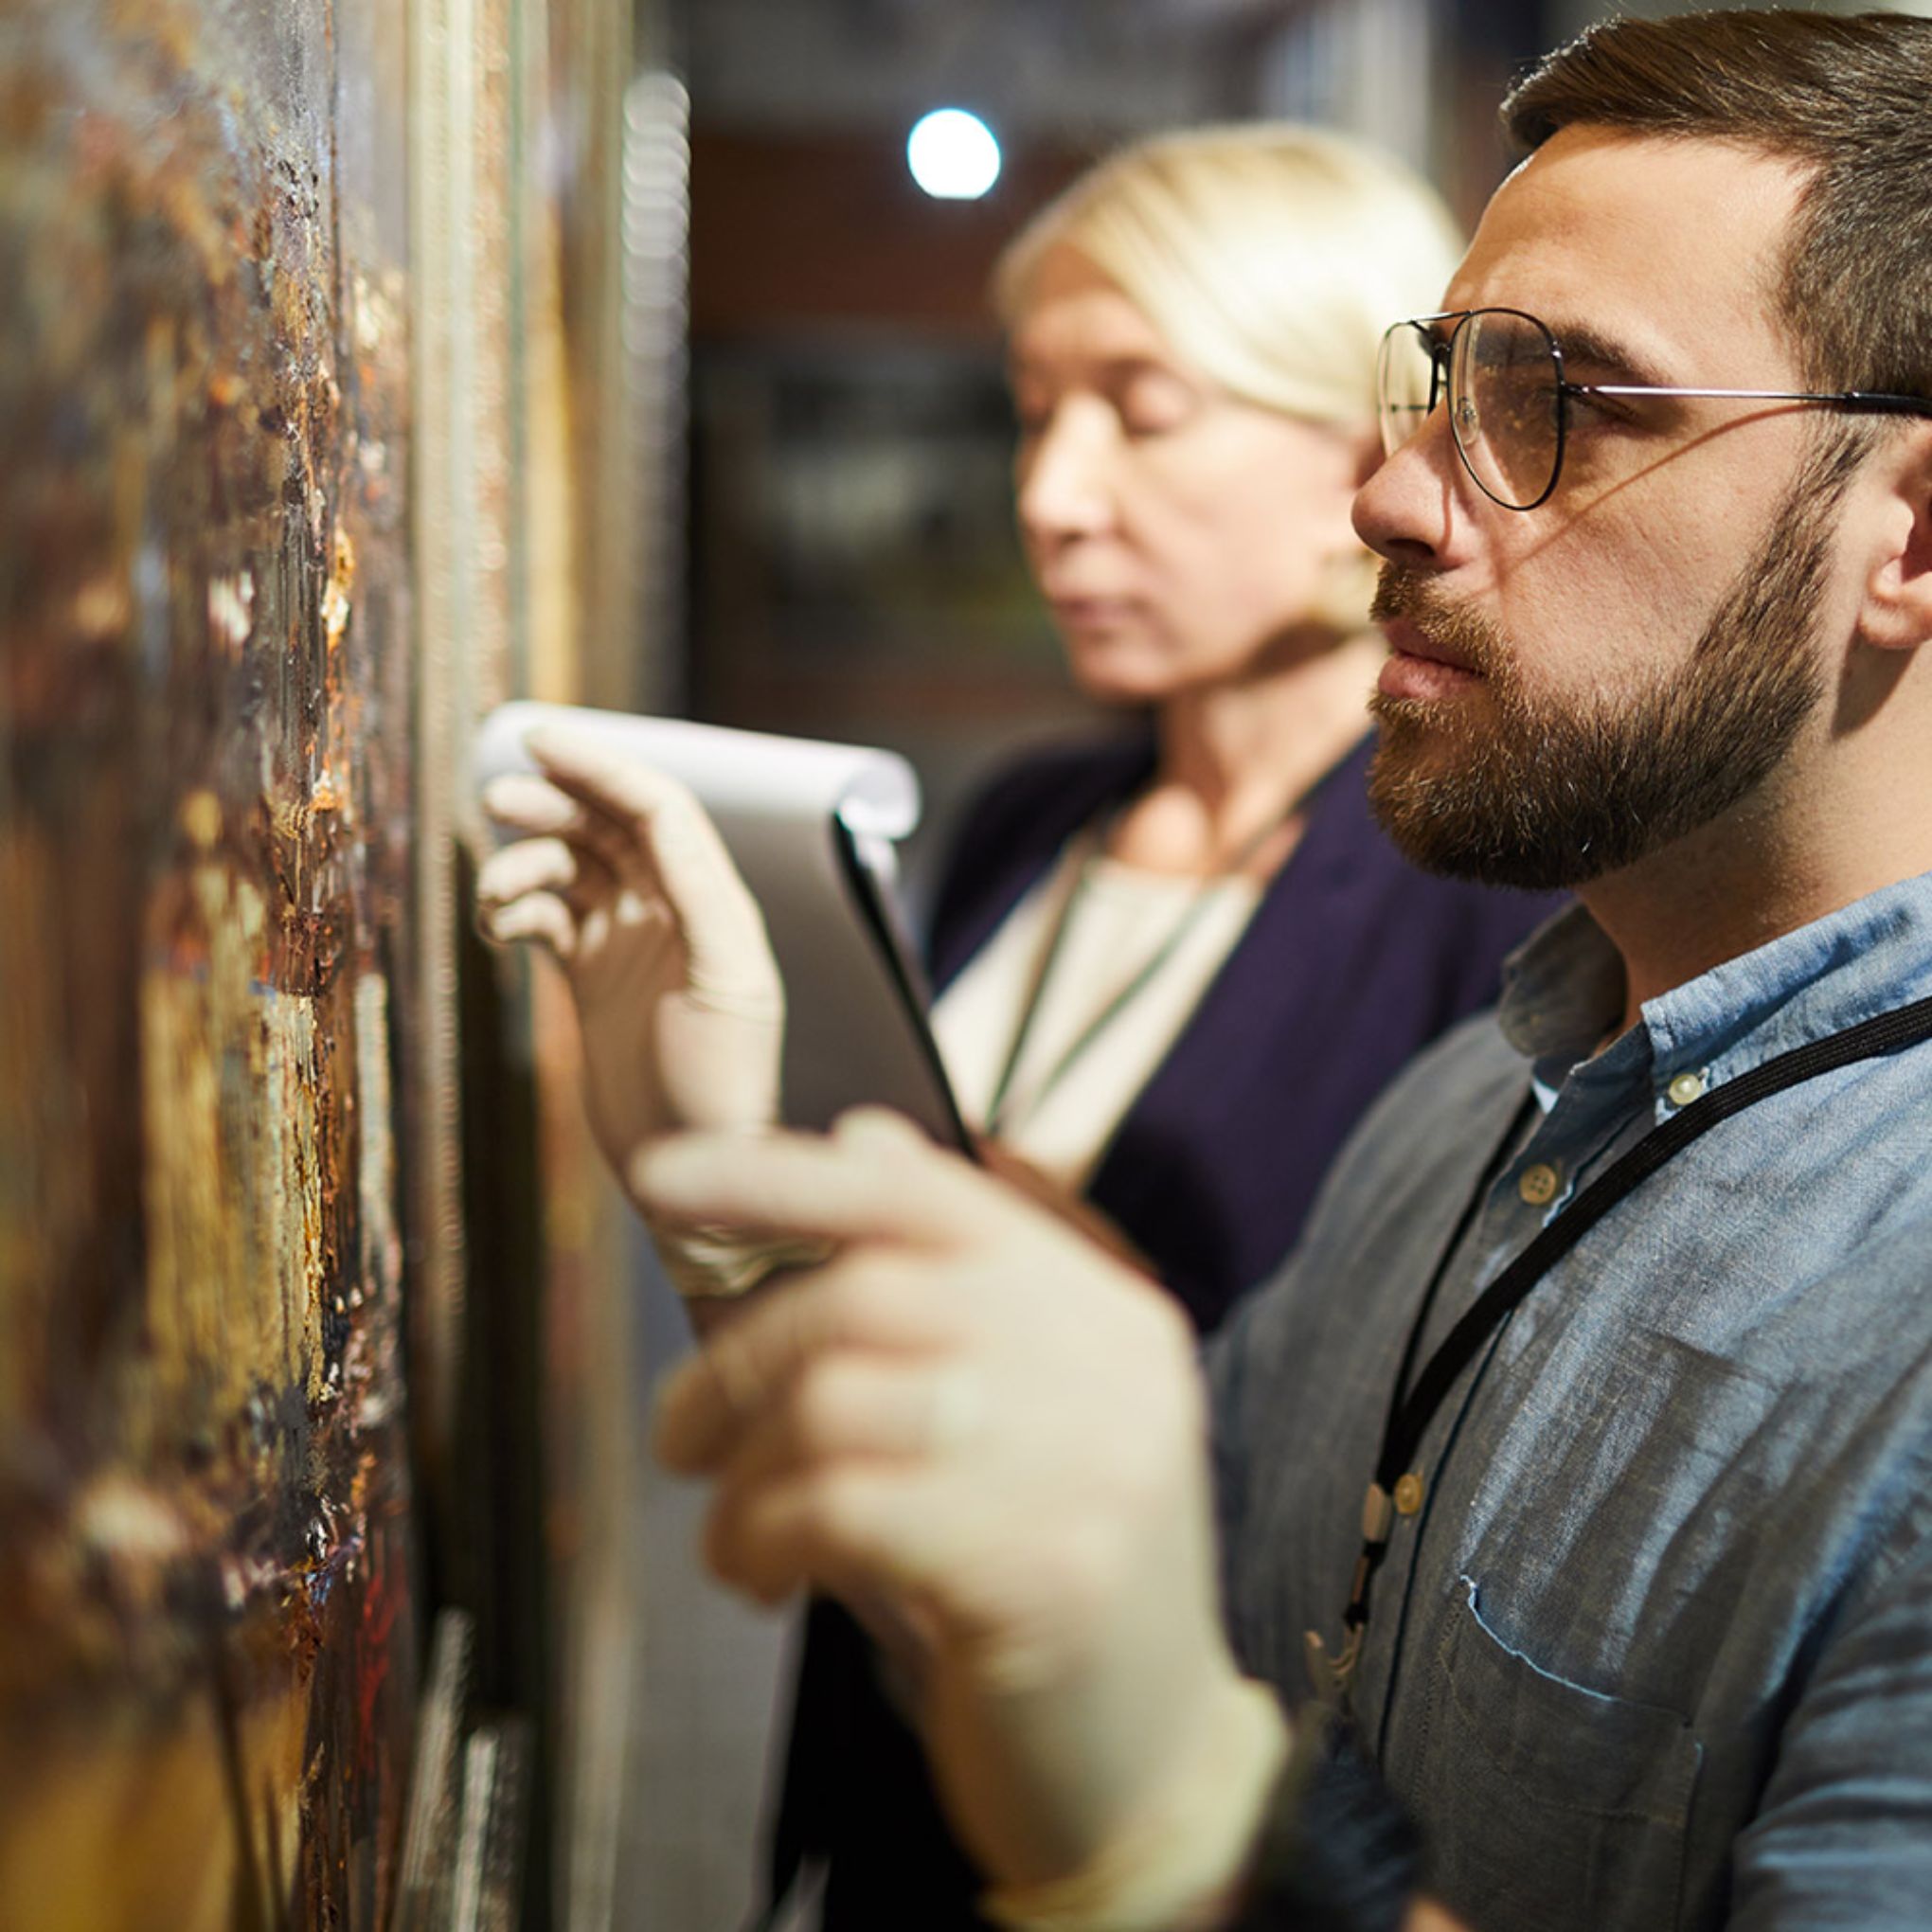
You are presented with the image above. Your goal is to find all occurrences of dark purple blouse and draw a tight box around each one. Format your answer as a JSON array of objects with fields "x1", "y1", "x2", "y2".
[{"x1": 924, "y1": 728, "x2": 1564, "y2": 1331}]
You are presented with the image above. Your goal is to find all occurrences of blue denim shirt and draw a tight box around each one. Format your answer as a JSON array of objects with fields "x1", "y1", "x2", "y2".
[{"x1": 1210, "y1": 871, "x2": 1932, "y2": 1929}]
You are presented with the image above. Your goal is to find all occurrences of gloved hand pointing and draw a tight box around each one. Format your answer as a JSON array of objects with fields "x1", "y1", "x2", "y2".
[{"x1": 642, "y1": 1109, "x2": 1291, "y2": 1928}]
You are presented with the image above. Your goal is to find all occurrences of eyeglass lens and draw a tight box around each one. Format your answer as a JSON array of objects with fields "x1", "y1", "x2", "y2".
[{"x1": 1377, "y1": 311, "x2": 1566, "y2": 510}]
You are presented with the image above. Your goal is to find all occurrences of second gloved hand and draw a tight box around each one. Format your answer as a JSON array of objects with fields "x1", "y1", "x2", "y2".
[{"x1": 476, "y1": 725, "x2": 796, "y2": 1292}]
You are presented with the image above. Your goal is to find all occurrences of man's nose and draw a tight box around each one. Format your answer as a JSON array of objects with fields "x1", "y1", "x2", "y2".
[
  {"x1": 1352, "y1": 408, "x2": 1477, "y2": 572},
  {"x1": 1016, "y1": 402, "x2": 1118, "y2": 545}
]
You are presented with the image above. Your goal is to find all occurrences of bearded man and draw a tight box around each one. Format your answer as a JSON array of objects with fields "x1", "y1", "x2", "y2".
[{"x1": 484, "y1": 11, "x2": 1932, "y2": 1928}]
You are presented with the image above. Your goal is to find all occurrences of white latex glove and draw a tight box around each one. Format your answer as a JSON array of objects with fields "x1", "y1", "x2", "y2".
[
  {"x1": 476, "y1": 725, "x2": 797, "y2": 1292},
  {"x1": 643, "y1": 1109, "x2": 1291, "y2": 1928}
]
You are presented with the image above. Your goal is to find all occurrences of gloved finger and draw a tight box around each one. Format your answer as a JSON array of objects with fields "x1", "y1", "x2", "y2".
[
  {"x1": 475, "y1": 833, "x2": 618, "y2": 913},
  {"x1": 505, "y1": 737, "x2": 699, "y2": 887},
  {"x1": 524, "y1": 725, "x2": 703, "y2": 835},
  {"x1": 701, "y1": 1358, "x2": 987, "y2": 1598},
  {"x1": 653, "y1": 1257, "x2": 966, "y2": 1476},
  {"x1": 631, "y1": 1110, "x2": 1005, "y2": 1252},
  {"x1": 700, "y1": 1459, "x2": 957, "y2": 1609},
  {"x1": 524, "y1": 728, "x2": 773, "y2": 985},
  {"x1": 711, "y1": 1352, "x2": 988, "y2": 1501},
  {"x1": 482, "y1": 772, "x2": 636, "y2": 876},
  {"x1": 835, "y1": 1107, "x2": 941, "y2": 1154},
  {"x1": 478, "y1": 890, "x2": 581, "y2": 960},
  {"x1": 481, "y1": 770, "x2": 581, "y2": 833}
]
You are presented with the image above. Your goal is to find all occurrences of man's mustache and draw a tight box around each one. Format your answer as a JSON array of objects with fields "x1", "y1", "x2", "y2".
[{"x1": 1371, "y1": 565, "x2": 1511, "y2": 681}]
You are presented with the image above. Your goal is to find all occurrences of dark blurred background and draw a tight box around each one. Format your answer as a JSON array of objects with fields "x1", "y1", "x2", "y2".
[{"x1": 669, "y1": 0, "x2": 1721, "y2": 901}]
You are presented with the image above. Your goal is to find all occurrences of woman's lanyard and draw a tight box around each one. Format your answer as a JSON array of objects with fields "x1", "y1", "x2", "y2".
[
  {"x1": 982, "y1": 776, "x2": 1328, "y2": 1140},
  {"x1": 1306, "y1": 988, "x2": 1932, "y2": 1711}
]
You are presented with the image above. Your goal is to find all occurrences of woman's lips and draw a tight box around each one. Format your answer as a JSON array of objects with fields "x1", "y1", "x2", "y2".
[{"x1": 1049, "y1": 595, "x2": 1138, "y2": 632}]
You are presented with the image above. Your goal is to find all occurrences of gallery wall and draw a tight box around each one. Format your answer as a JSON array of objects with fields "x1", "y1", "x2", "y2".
[{"x1": 0, "y1": 0, "x2": 665, "y2": 1923}]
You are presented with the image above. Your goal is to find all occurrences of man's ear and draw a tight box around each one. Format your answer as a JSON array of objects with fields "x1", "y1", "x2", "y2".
[{"x1": 1855, "y1": 423, "x2": 1932, "y2": 653}]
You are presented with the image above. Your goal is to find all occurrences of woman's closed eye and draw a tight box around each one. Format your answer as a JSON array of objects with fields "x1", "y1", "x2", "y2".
[{"x1": 1113, "y1": 366, "x2": 1201, "y2": 438}]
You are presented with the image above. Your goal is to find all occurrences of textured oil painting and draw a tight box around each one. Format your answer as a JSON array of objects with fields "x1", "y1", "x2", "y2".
[
  {"x1": 0, "y1": 0, "x2": 422, "y2": 1923},
  {"x1": 0, "y1": 0, "x2": 675, "y2": 1920}
]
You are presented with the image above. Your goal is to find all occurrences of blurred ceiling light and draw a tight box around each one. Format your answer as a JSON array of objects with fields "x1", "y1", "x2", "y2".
[{"x1": 906, "y1": 108, "x2": 1001, "y2": 200}]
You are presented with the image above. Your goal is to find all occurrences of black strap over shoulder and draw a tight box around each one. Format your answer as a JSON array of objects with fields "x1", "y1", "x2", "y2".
[{"x1": 1321, "y1": 990, "x2": 1932, "y2": 1688}]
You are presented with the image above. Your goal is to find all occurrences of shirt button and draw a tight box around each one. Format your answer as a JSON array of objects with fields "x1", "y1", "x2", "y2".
[
  {"x1": 1519, "y1": 1162, "x2": 1561, "y2": 1207},
  {"x1": 1393, "y1": 1473, "x2": 1426, "y2": 1516},
  {"x1": 1667, "y1": 1070, "x2": 1707, "y2": 1107}
]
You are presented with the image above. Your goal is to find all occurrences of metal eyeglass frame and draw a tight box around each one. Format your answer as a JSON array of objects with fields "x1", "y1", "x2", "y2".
[{"x1": 1380, "y1": 307, "x2": 1932, "y2": 510}]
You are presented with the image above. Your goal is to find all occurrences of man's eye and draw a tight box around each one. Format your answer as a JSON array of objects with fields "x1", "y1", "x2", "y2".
[
  {"x1": 1565, "y1": 388, "x2": 1639, "y2": 427},
  {"x1": 1478, "y1": 376, "x2": 1560, "y2": 436}
]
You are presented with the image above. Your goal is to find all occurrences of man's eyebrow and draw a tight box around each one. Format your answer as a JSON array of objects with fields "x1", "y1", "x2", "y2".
[{"x1": 1547, "y1": 321, "x2": 1671, "y2": 387}]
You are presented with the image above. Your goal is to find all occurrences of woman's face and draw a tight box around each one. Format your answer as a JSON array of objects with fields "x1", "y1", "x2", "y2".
[{"x1": 1008, "y1": 242, "x2": 1370, "y2": 706}]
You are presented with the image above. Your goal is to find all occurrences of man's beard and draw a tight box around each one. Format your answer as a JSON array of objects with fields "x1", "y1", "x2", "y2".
[{"x1": 1366, "y1": 478, "x2": 1842, "y2": 892}]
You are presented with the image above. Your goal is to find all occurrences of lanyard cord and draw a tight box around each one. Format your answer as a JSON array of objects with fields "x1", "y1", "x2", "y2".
[
  {"x1": 983, "y1": 781, "x2": 1321, "y2": 1139},
  {"x1": 983, "y1": 814, "x2": 1274, "y2": 1136},
  {"x1": 1311, "y1": 987, "x2": 1932, "y2": 1705}
]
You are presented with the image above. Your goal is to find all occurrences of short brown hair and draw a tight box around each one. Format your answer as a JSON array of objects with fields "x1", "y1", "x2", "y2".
[{"x1": 1502, "y1": 9, "x2": 1932, "y2": 402}]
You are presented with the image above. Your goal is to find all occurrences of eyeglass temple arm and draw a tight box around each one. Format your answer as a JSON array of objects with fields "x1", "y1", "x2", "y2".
[{"x1": 1566, "y1": 382, "x2": 1932, "y2": 416}]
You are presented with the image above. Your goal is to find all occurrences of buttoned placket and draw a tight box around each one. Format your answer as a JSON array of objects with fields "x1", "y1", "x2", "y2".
[
  {"x1": 1349, "y1": 1023, "x2": 1665, "y2": 1748},
  {"x1": 1324, "y1": 883, "x2": 1923, "y2": 1743}
]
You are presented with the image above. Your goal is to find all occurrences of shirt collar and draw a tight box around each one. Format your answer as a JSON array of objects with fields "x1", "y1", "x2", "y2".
[
  {"x1": 1500, "y1": 868, "x2": 1932, "y2": 1114},
  {"x1": 1498, "y1": 903, "x2": 1626, "y2": 1066}
]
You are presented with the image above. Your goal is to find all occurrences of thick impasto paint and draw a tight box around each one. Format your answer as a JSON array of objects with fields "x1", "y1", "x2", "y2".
[{"x1": 0, "y1": 3, "x2": 419, "y2": 1923}]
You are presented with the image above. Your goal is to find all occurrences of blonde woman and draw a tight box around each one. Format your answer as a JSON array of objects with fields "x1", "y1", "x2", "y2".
[{"x1": 768, "y1": 126, "x2": 1562, "y2": 1927}]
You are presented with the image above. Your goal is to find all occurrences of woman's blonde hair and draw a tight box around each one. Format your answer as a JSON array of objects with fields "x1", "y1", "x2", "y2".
[{"x1": 993, "y1": 123, "x2": 1463, "y2": 428}]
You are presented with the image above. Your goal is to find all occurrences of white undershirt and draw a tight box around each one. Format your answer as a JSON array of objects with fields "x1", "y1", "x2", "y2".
[{"x1": 932, "y1": 834, "x2": 1262, "y2": 1191}]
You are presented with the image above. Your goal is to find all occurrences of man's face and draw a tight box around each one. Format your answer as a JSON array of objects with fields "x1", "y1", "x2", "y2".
[{"x1": 1352, "y1": 128, "x2": 1862, "y2": 889}]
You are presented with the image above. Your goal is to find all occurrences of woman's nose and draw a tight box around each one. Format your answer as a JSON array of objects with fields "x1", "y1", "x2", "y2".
[{"x1": 1016, "y1": 403, "x2": 1117, "y2": 546}]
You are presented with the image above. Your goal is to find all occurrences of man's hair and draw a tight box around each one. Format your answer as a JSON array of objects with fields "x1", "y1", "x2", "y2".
[{"x1": 1503, "y1": 9, "x2": 1932, "y2": 402}]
